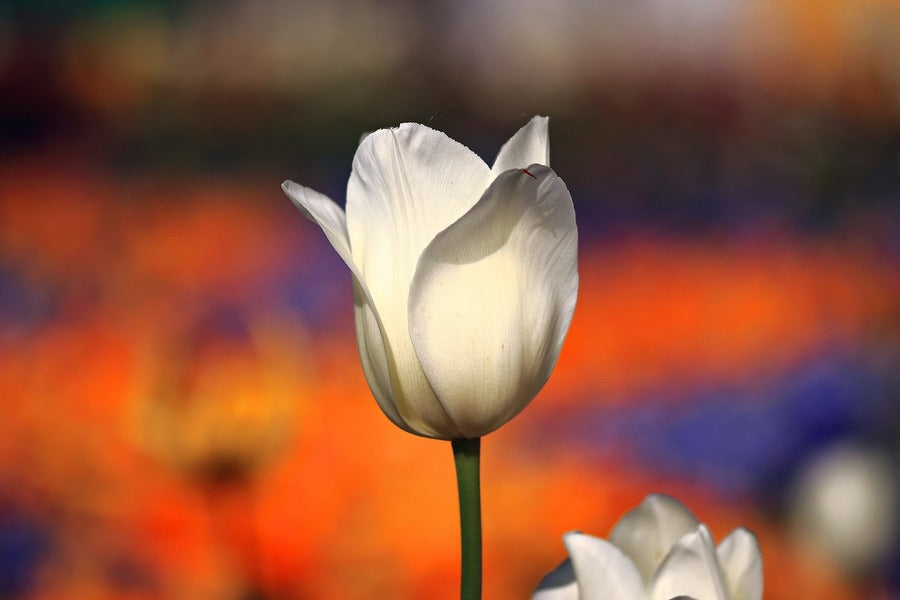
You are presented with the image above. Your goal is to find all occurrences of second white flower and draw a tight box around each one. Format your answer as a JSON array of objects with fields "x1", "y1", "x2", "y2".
[{"x1": 533, "y1": 494, "x2": 763, "y2": 600}]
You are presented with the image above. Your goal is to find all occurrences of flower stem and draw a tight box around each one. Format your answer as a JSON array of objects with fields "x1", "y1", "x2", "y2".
[{"x1": 452, "y1": 437, "x2": 482, "y2": 600}]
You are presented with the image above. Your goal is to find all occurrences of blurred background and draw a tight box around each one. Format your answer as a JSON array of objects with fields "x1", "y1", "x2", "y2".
[{"x1": 1, "y1": 0, "x2": 899, "y2": 598}]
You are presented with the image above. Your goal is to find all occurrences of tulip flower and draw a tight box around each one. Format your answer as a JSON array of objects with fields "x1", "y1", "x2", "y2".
[
  {"x1": 284, "y1": 116, "x2": 576, "y2": 599},
  {"x1": 282, "y1": 115, "x2": 577, "y2": 440},
  {"x1": 533, "y1": 494, "x2": 763, "y2": 600}
]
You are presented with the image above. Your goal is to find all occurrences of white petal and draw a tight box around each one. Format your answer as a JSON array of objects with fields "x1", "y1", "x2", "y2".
[
  {"x1": 346, "y1": 123, "x2": 493, "y2": 438},
  {"x1": 532, "y1": 559, "x2": 580, "y2": 600},
  {"x1": 649, "y1": 526, "x2": 731, "y2": 600},
  {"x1": 282, "y1": 181, "x2": 411, "y2": 433},
  {"x1": 282, "y1": 181, "x2": 354, "y2": 270},
  {"x1": 408, "y1": 164, "x2": 577, "y2": 438},
  {"x1": 563, "y1": 532, "x2": 644, "y2": 600},
  {"x1": 609, "y1": 494, "x2": 701, "y2": 584},
  {"x1": 492, "y1": 115, "x2": 550, "y2": 175},
  {"x1": 717, "y1": 528, "x2": 763, "y2": 600}
]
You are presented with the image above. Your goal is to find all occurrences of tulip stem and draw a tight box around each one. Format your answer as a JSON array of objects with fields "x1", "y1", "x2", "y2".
[{"x1": 452, "y1": 437, "x2": 482, "y2": 600}]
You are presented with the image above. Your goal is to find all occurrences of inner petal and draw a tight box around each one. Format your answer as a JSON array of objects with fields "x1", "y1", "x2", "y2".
[
  {"x1": 649, "y1": 526, "x2": 731, "y2": 600},
  {"x1": 610, "y1": 494, "x2": 702, "y2": 585},
  {"x1": 346, "y1": 123, "x2": 492, "y2": 436}
]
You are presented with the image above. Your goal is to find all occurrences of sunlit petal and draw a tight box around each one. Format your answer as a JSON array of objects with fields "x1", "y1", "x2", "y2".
[
  {"x1": 345, "y1": 123, "x2": 493, "y2": 437},
  {"x1": 408, "y1": 164, "x2": 577, "y2": 437}
]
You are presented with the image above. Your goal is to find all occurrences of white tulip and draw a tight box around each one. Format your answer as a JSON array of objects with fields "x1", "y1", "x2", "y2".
[
  {"x1": 282, "y1": 116, "x2": 578, "y2": 439},
  {"x1": 533, "y1": 494, "x2": 763, "y2": 600}
]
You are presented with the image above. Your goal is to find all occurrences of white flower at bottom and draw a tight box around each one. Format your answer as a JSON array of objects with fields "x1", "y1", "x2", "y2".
[{"x1": 533, "y1": 494, "x2": 763, "y2": 600}]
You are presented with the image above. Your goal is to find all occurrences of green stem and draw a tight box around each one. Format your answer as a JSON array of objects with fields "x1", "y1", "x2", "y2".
[{"x1": 452, "y1": 437, "x2": 482, "y2": 600}]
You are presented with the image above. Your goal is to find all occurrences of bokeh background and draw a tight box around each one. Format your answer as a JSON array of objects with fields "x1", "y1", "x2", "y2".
[{"x1": 1, "y1": 0, "x2": 899, "y2": 598}]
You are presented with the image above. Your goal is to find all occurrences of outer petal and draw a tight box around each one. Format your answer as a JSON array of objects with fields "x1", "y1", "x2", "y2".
[
  {"x1": 282, "y1": 181, "x2": 411, "y2": 433},
  {"x1": 717, "y1": 528, "x2": 763, "y2": 600},
  {"x1": 492, "y1": 115, "x2": 550, "y2": 175},
  {"x1": 283, "y1": 181, "x2": 354, "y2": 269},
  {"x1": 609, "y1": 494, "x2": 701, "y2": 585},
  {"x1": 563, "y1": 532, "x2": 644, "y2": 600},
  {"x1": 532, "y1": 559, "x2": 579, "y2": 600},
  {"x1": 649, "y1": 526, "x2": 731, "y2": 600},
  {"x1": 346, "y1": 123, "x2": 493, "y2": 438},
  {"x1": 408, "y1": 164, "x2": 577, "y2": 437}
]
